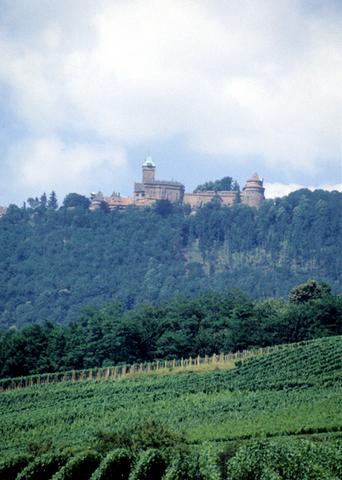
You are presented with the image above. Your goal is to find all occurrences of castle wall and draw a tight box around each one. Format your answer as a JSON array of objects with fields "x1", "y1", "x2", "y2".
[
  {"x1": 240, "y1": 190, "x2": 264, "y2": 208},
  {"x1": 143, "y1": 182, "x2": 184, "y2": 202},
  {"x1": 90, "y1": 160, "x2": 265, "y2": 212},
  {"x1": 240, "y1": 175, "x2": 265, "y2": 208},
  {"x1": 142, "y1": 166, "x2": 155, "y2": 183},
  {"x1": 184, "y1": 191, "x2": 238, "y2": 209}
]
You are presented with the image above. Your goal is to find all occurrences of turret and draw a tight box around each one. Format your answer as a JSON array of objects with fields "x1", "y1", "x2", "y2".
[
  {"x1": 241, "y1": 173, "x2": 265, "y2": 208},
  {"x1": 142, "y1": 156, "x2": 156, "y2": 183}
]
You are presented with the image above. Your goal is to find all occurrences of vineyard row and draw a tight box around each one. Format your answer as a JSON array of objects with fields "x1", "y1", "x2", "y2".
[{"x1": 0, "y1": 343, "x2": 302, "y2": 392}]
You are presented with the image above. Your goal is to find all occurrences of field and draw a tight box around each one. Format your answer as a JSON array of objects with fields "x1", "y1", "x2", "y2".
[{"x1": 0, "y1": 336, "x2": 341, "y2": 479}]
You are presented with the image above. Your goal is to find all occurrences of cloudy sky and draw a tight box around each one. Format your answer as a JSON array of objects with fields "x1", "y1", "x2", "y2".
[{"x1": 0, "y1": 0, "x2": 341, "y2": 205}]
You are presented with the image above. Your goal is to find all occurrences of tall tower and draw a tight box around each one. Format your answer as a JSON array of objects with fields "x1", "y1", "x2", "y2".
[
  {"x1": 142, "y1": 156, "x2": 156, "y2": 183},
  {"x1": 241, "y1": 173, "x2": 265, "y2": 208}
]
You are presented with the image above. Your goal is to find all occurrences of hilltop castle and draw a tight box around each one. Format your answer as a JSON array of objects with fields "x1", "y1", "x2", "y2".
[{"x1": 90, "y1": 157, "x2": 265, "y2": 211}]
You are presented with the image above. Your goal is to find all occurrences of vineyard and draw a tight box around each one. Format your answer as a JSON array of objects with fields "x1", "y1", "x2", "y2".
[{"x1": 0, "y1": 336, "x2": 341, "y2": 479}]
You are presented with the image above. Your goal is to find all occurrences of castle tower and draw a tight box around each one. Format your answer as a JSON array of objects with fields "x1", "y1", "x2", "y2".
[
  {"x1": 241, "y1": 173, "x2": 265, "y2": 208},
  {"x1": 142, "y1": 156, "x2": 156, "y2": 183}
]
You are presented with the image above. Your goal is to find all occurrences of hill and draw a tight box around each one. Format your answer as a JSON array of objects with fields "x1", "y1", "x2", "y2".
[
  {"x1": 0, "y1": 188, "x2": 341, "y2": 327},
  {"x1": 0, "y1": 336, "x2": 341, "y2": 478},
  {"x1": 1, "y1": 282, "x2": 341, "y2": 379}
]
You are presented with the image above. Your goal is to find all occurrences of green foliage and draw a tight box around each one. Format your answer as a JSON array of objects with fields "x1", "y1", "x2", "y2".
[
  {"x1": 163, "y1": 450, "x2": 201, "y2": 480},
  {"x1": 95, "y1": 419, "x2": 185, "y2": 453},
  {"x1": 128, "y1": 449, "x2": 167, "y2": 480},
  {"x1": 90, "y1": 449, "x2": 133, "y2": 480},
  {"x1": 0, "y1": 188, "x2": 340, "y2": 328},
  {"x1": 194, "y1": 176, "x2": 239, "y2": 192},
  {"x1": 0, "y1": 455, "x2": 32, "y2": 480},
  {"x1": 154, "y1": 199, "x2": 174, "y2": 216},
  {"x1": 48, "y1": 191, "x2": 58, "y2": 210},
  {"x1": 199, "y1": 443, "x2": 222, "y2": 480},
  {"x1": 16, "y1": 453, "x2": 68, "y2": 480},
  {"x1": 1, "y1": 287, "x2": 341, "y2": 378},
  {"x1": 63, "y1": 193, "x2": 91, "y2": 210},
  {"x1": 51, "y1": 452, "x2": 100, "y2": 480},
  {"x1": 226, "y1": 439, "x2": 342, "y2": 480},
  {"x1": 288, "y1": 279, "x2": 332, "y2": 304},
  {"x1": 1, "y1": 337, "x2": 341, "y2": 463}
]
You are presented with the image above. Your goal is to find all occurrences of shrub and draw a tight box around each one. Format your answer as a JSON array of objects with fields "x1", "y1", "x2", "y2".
[
  {"x1": 51, "y1": 451, "x2": 100, "y2": 480},
  {"x1": 16, "y1": 452, "x2": 68, "y2": 480},
  {"x1": 96, "y1": 418, "x2": 185, "y2": 453},
  {"x1": 90, "y1": 449, "x2": 133, "y2": 480},
  {"x1": 0, "y1": 454, "x2": 32, "y2": 480},
  {"x1": 226, "y1": 439, "x2": 342, "y2": 480},
  {"x1": 162, "y1": 449, "x2": 201, "y2": 480},
  {"x1": 129, "y1": 449, "x2": 167, "y2": 480},
  {"x1": 199, "y1": 443, "x2": 222, "y2": 480}
]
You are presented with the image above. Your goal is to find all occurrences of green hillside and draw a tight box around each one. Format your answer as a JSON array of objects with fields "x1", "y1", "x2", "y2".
[
  {"x1": 0, "y1": 188, "x2": 341, "y2": 327},
  {"x1": 1, "y1": 336, "x2": 341, "y2": 479}
]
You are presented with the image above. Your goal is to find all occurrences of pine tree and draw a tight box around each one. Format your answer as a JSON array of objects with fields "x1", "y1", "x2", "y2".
[
  {"x1": 48, "y1": 191, "x2": 58, "y2": 210},
  {"x1": 40, "y1": 193, "x2": 47, "y2": 209}
]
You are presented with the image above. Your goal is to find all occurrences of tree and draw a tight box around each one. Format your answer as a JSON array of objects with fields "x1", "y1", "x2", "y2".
[
  {"x1": 63, "y1": 193, "x2": 90, "y2": 209},
  {"x1": 48, "y1": 191, "x2": 58, "y2": 210},
  {"x1": 155, "y1": 199, "x2": 173, "y2": 216},
  {"x1": 27, "y1": 197, "x2": 40, "y2": 209},
  {"x1": 194, "y1": 176, "x2": 239, "y2": 192},
  {"x1": 40, "y1": 193, "x2": 47, "y2": 209},
  {"x1": 288, "y1": 279, "x2": 332, "y2": 304}
]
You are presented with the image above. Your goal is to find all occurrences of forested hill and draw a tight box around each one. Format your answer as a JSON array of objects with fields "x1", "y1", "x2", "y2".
[{"x1": 0, "y1": 188, "x2": 341, "y2": 327}]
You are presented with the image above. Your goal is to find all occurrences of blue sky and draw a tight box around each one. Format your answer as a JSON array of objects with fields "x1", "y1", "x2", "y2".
[{"x1": 0, "y1": 0, "x2": 341, "y2": 206}]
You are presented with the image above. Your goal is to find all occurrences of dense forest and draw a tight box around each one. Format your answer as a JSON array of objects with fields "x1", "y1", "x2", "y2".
[
  {"x1": 0, "y1": 188, "x2": 341, "y2": 327},
  {"x1": 0, "y1": 280, "x2": 341, "y2": 378}
]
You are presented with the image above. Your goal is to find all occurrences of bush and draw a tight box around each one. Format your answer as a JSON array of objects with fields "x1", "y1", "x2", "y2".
[
  {"x1": 16, "y1": 452, "x2": 68, "y2": 480},
  {"x1": 96, "y1": 419, "x2": 185, "y2": 453},
  {"x1": 128, "y1": 449, "x2": 167, "y2": 480},
  {"x1": 162, "y1": 449, "x2": 201, "y2": 480},
  {"x1": 0, "y1": 454, "x2": 32, "y2": 480},
  {"x1": 199, "y1": 443, "x2": 222, "y2": 480},
  {"x1": 90, "y1": 449, "x2": 133, "y2": 480},
  {"x1": 52, "y1": 451, "x2": 100, "y2": 480},
  {"x1": 226, "y1": 439, "x2": 342, "y2": 480}
]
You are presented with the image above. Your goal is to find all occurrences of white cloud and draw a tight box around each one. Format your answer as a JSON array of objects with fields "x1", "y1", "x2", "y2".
[
  {"x1": 265, "y1": 181, "x2": 342, "y2": 198},
  {"x1": 6, "y1": 137, "x2": 128, "y2": 201},
  {"x1": 0, "y1": 0, "x2": 341, "y2": 200}
]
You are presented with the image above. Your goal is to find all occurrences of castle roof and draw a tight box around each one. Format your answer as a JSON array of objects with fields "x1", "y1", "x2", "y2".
[
  {"x1": 248, "y1": 173, "x2": 262, "y2": 182},
  {"x1": 145, "y1": 180, "x2": 184, "y2": 187},
  {"x1": 142, "y1": 155, "x2": 156, "y2": 168}
]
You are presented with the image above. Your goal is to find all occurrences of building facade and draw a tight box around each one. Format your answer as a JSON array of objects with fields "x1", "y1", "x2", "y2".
[
  {"x1": 89, "y1": 158, "x2": 265, "y2": 211},
  {"x1": 134, "y1": 157, "x2": 185, "y2": 205}
]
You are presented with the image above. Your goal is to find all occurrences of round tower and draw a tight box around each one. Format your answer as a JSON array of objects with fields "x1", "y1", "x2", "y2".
[
  {"x1": 142, "y1": 156, "x2": 156, "y2": 183},
  {"x1": 241, "y1": 173, "x2": 265, "y2": 208}
]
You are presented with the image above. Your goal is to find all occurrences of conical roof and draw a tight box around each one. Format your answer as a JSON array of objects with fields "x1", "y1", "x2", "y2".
[
  {"x1": 248, "y1": 172, "x2": 261, "y2": 181},
  {"x1": 142, "y1": 155, "x2": 156, "y2": 167}
]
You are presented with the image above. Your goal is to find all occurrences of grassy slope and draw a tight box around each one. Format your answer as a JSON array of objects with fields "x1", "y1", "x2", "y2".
[{"x1": 0, "y1": 336, "x2": 341, "y2": 458}]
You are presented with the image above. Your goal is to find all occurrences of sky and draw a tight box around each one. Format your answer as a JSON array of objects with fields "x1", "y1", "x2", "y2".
[{"x1": 0, "y1": 0, "x2": 341, "y2": 206}]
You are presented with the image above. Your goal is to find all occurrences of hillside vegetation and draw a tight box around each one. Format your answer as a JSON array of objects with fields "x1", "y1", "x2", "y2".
[
  {"x1": 1, "y1": 280, "x2": 341, "y2": 379},
  {"x1": 0, "y1": 336, "x2": 341, "y2": 479},
  {"x1": 0, "y1": 188, "x2": 341, "y2": 327}
]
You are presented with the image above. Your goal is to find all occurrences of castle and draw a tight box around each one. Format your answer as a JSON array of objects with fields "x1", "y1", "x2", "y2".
[{"x1": 90, "y1": 157, "x2": 265, "y2": 211}]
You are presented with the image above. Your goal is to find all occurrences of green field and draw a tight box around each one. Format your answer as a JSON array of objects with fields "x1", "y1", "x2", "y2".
[{"x1": 1, "y1": 336, "x2": 341, "y2": 479}]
